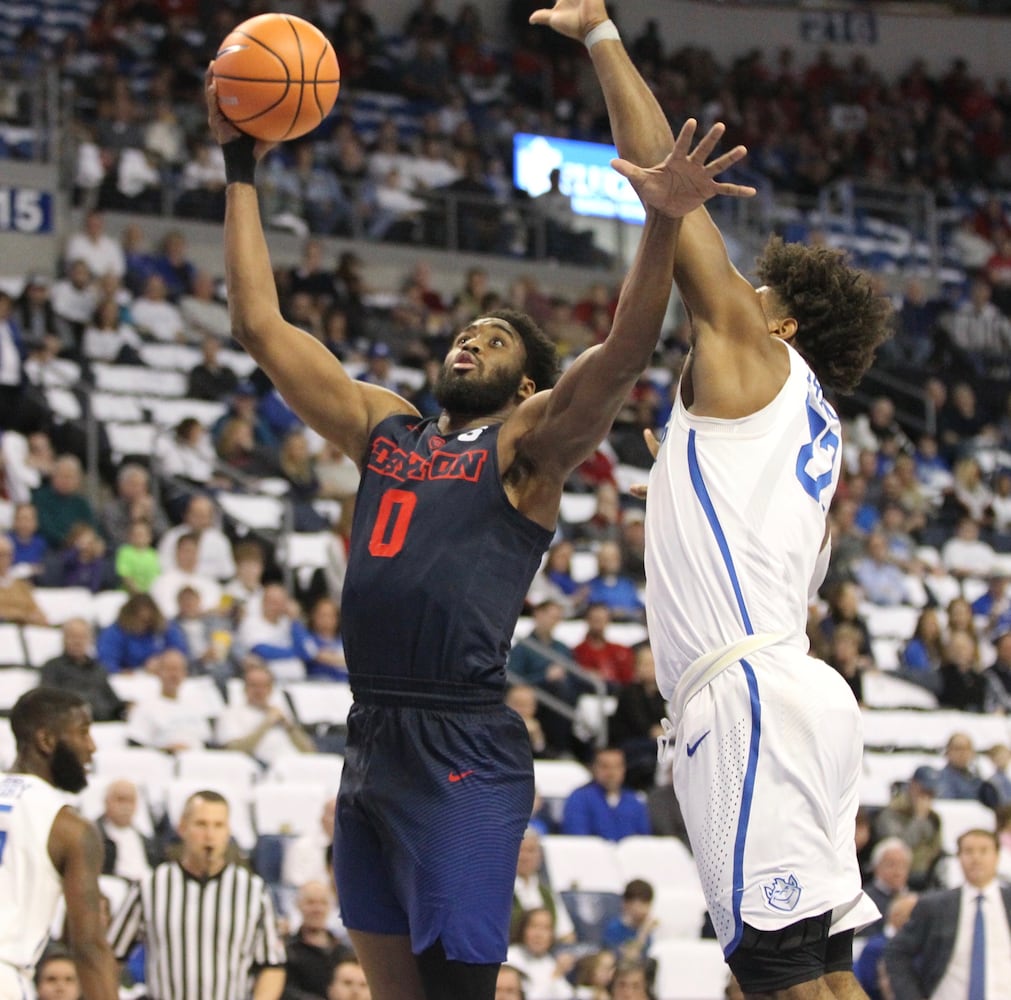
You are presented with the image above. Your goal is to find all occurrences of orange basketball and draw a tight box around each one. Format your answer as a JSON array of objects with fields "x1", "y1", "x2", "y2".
[{"x1": 213, "y1": 13, "x2": 340, "y2": 143}]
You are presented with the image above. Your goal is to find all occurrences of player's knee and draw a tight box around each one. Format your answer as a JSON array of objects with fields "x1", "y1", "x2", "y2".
[{"x1": 726, "y1": 912, "x2": 839, "y2": 996}]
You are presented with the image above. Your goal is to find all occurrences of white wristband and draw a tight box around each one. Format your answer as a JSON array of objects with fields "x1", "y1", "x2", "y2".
[{"x1": 584, "y1": 19, "x2": 620, "y2": 50}]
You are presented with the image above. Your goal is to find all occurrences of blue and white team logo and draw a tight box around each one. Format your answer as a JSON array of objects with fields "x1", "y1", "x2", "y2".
[{"x1": 762, "y1": 873, "x2": 803, "y2": 912}]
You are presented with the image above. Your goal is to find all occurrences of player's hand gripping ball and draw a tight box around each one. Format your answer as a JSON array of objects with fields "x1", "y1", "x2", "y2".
[{"x1": 212, "y1": 13, "x2": 340, "y2": 143}]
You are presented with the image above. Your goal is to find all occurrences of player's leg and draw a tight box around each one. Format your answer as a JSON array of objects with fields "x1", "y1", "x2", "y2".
[
  {"x1": 334, "y1": 736, "x2": 422, "y2": 1000},
  {"x1": 415, "y1": 938, "x2": 499, "y2": 1000},
  {"x1": 348, "y1": 930, "x2": 426, "y2": 1000},
  {"x1": 729, "y1": 913, "x2": 836, "y2": 1000},
  {"x1": 823, "y1": 930, "x2": 870, "y2": 1000}
]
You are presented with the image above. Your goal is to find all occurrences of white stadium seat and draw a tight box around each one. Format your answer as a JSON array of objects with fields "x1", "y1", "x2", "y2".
[
  {"x1": 266, "y1": 752, "x2": 344, "y2": 795},
  {"x1": 252, "y1": 780, "x2": 330, "y2": 837},
  {"x1": 541, "y1": 835, "x2": 624, "y2": 893},
  {"x1": 652, "y1": 938, "x2": 728, "y2": 1000}
]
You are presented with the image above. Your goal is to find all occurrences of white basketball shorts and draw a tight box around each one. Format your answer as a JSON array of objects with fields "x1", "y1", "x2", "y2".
[
  {"x1": 671, "y1": 645, "x2": 879, "y2": 956},
  {"x1": 0, "y1": 963, "x2": 32, "y2": 1000}
]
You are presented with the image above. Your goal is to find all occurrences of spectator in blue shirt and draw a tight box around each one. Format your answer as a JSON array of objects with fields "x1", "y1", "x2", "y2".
[
  {"x1": 935, "y1": 732, "x2": 984, "y2": 799},
  {"x1": 584, "y1": 541, "x2": 644, "y2": 623},
  {"x1": 898, "y1": 608, "x2": 944, "y2": 695},
  {"x1": 8, "y1": 501, "x2": 47, "y2": 581},
  {"x1": 853, "y1": 893, "x2": 919, "y2": 1000},
  {"x1": 96, "y1": 592, "x2": 188, "y2": 673},
  {"x1": 853, "y1": 531, "x2": 911, "y2": 606},
  {"x1": 602, "y1": 879, "x2": 657, "y2": 961},
  {"x1": 561, "y1": 747, "x2": 650, "y2": 842},
  {"x1": 293, "y1": 595, "x2": 348, "y2": 681}
]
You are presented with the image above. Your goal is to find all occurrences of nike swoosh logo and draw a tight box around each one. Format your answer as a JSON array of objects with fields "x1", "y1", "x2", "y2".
[
  {"x1": 448, "y1": 770, "x2": 474, "y2": 783},
  {"x1": 686, "y1": 731, "x2": 711, "y2": 757}
]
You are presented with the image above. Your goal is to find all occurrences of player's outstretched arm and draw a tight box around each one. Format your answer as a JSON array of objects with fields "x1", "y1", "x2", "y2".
[
  {"x1": 204, "y1": 69, "x2": 415, "y2": 466},
  {"x1": 51, "y1": 809, "x2": 120, "y2": 1000},
  {"x1": 531, "y1": 2, "x2": 764, "y2": 342},
  {"x1": 513, "y1": 125, "x2": 751, "y2": 480}
]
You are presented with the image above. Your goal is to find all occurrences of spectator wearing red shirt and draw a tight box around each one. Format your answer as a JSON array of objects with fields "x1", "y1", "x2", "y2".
[{"x1": 572, "y1": 603, "x2": 634, "y2": 688}]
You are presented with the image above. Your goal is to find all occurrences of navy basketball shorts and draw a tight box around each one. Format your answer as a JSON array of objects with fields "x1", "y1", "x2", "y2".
[{"x1": 334, "y1": 697, "x2": 535, "y2": 964}]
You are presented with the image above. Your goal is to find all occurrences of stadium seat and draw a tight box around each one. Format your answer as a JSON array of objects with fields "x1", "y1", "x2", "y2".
[
  {"x1": 559, "y1": 493, "x2": 597, "y2": 525},
  {"x1": 92, "y1": 747, "x2": 176, "y2": 817},
  {"x1": 105, "y1": 422, "x2": 157, "y2": 461},
  {"x1": 569, "y1": 550, "x2": 598, "y2": 583},
  {"x1": 92, "y1": 590, "x2": 129, "y2": 628},
  {"x1": 89, "y1": 392, "x2": 146, "y2": 422},
  {"x1": 217, "y1": 492, "x2": 286, "y2": 532},
  {"x1": 0, "y1": 667, "x2": 38, "y2": 711},
  {"x1": 21, "y1": 624, "x2": 63, "y2": 668},
  {"x1": 860, "y1": 709, "x2": 1009, "y2": 752},
  {"x1": 932, "y1": 799, "x2": 998, "y2": 855},
  {"x1": 615, "y1": 836, "x2": 700, "y2": 892},
  {"x1": 532, "y1": 758, "x2": 591, "y2": 800},
  {"x1": 861, "y1": 671, "x2": 938, "y2": 710},
  {"x1": 175, "y1": 748, "x2": 261, "y2": 790},
  {"x1": 178, "y1": 675, "x2": 227, "y2": 721},
  {"x1": 861, "y1": 604, "x2": 920, "y2": 640},
  {"x1": 90, "y1": 721, "x2": 129, "y2": 752},
  {"x1": 652, "y1": 884, "x2": 709, "y2": 941},
  {"x1": 541, "y1": 835, "x2": 624, "y2": 893},
  {"x1": 148, "y1": 397, "x2": 228, "y2": 429},
  {"x1": 108, "y1": 671, "x2": 160, "y2": 706},
  {"x1": 284, "y1": 681, "x2": 354, "y2": 728},
  {"x1": 44, "y1": 386, "x2": 81, "y2": 421},
  {"x1": 251, "y1": 780, "x2": 329, "y2": 837},
  {"x1": 266, "y1": 751, "x2": 344, "y2": 795},
  {"x1": 32, "y1": 588, "x2": 94, "y2": 625},
  {"x1": 651, "y1": 939, "x2": 728, "y2": 1000},
  {"x1": 0, "y1": 623, "x2": 26, "y2": 666}
]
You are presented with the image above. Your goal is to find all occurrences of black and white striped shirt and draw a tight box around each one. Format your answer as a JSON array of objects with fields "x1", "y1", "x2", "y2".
[{"x1": 108, "y1": 862, "x2": 286, "y2": 1000}]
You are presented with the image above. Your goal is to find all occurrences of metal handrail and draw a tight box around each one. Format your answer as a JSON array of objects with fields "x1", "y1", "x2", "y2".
[{"x1": 509, "y1": 632, "x2": 611, "y2": 749}]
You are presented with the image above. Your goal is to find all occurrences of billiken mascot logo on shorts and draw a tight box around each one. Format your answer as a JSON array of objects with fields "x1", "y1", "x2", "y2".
[{"x1": 763, "y1": 874, "x2": 803, "y2": 912}]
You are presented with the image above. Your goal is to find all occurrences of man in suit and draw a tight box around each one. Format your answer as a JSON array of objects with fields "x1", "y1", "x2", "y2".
[{"x1": 884, "y1": 828, "x2": 1011, "y2": 1000}]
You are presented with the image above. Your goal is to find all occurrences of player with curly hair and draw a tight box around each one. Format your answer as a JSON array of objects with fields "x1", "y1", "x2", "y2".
[{"x1": 533, "y1": 2, "x2": 893, "y2": 998}]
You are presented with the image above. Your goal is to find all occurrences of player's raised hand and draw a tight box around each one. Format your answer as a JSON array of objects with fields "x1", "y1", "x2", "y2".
[
  {"x1": 611, "y1": 118, "x2": 757, "y2": 220},
  {"x1": 528, "y1": 0, "x2": 610, "y2": 43},
  {"x1": 204, "y1": 66, "x2": 276, "y2": 161}
]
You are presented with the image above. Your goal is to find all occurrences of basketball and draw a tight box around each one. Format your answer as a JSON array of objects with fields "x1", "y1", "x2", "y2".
[{"x1": 212, "y1": 13, "x2": 340, "y2": 143}]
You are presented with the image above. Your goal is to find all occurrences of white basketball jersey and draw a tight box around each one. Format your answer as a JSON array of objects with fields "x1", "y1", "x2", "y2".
[
  {"x1": 646, "y1": 342, "x2": 842, "y2": 699},
  {"x1": 0, "y1": 773, "x2": 68, "y2": 971}
]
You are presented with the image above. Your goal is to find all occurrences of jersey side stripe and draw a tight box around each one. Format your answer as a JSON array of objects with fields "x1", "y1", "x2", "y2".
[{"x1": 686, "y1": 429, "x2": 754, "y2": 635}]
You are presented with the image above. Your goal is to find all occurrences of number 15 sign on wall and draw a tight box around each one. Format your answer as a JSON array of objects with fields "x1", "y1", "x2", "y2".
[{"x1": 0, "y1": 187, "x2": 53, "y2": 234}]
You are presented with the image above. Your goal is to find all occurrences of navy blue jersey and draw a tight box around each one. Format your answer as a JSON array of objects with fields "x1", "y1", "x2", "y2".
[{"x1": 341, "y1": 415, "x2": 553, "y2": 689}]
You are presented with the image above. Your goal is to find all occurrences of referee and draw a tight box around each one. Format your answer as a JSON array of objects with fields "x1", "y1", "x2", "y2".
[{"x1": 108, "y1": 790, "x2": 286, "y2": 1000}]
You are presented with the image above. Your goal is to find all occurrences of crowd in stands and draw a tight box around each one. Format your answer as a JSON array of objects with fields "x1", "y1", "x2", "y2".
[
  {"x1": 1, "y1": 189, "x2": 1011, "y2": 994},
  {"x1": 3, "y1": 0, "x2": 1011, "y2": 997},
  {"x1": 2, "y1": 0, "x2": 1010, "y2": 265}
]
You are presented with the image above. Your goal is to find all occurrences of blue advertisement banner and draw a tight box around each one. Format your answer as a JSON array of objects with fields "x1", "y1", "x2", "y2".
[{"x1": 513, "y1": 132, "x2": 644, "y2": 224}]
